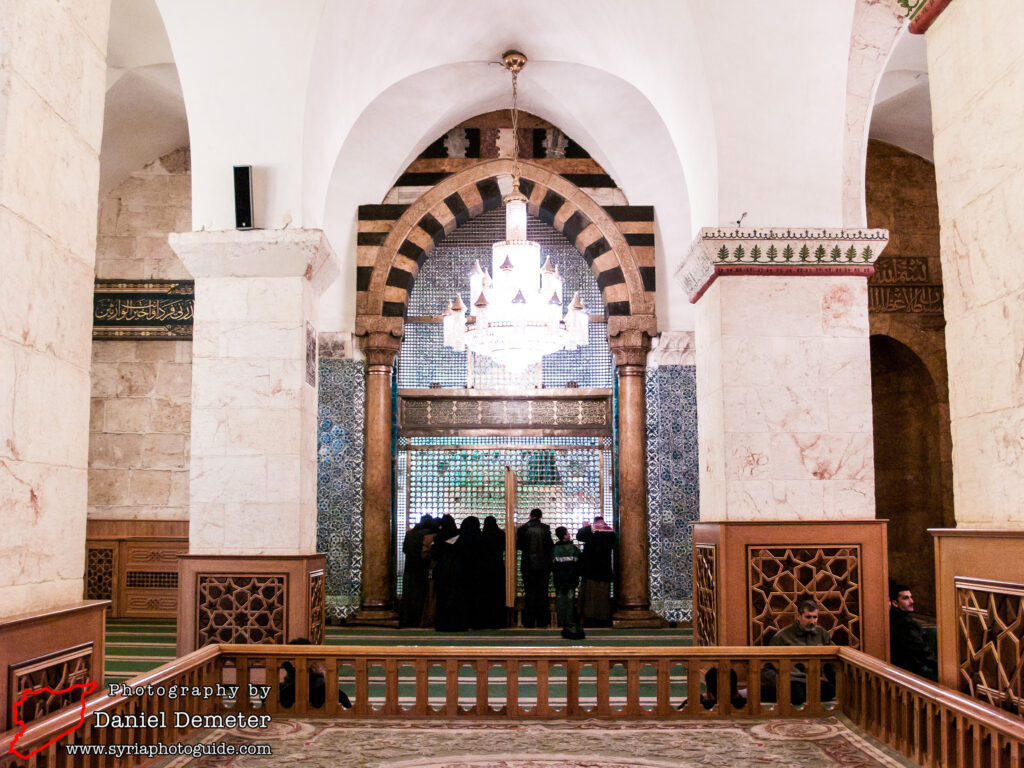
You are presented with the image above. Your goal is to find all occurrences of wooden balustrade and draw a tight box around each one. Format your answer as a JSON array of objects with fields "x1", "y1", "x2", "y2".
[
  {"x1": 838, "y1": 648, "x2": 1024, "y2": 768},
  {"x1": 0, "y1": 646, "x2": 220, "y2": 768},
  {"x1": 2, "y1": 645, "x2": 1023, "y2": 768},
  {"x1": 217, "y1": 645, "x2": 839, "y2": 721}
]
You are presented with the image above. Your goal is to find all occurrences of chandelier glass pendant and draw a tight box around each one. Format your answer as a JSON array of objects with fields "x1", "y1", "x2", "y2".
[{"x1": 442, "y1": 51, "x2": 590, "y2": 372}]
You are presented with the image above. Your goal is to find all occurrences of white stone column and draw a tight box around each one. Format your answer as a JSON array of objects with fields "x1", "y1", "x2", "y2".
[
  {"x1": 0, "y1": 0, "x2": 111, "y2": 616},
  {"x1": 927, "y1": 0, "x2": 1024, "y2": 528},
  {"x1": 679, "y1": 228, "x2": 889, "y2": 522},
  {"x1": 169, "y1": 230, "x2": 338, "y2": 554},
  {"x1": 679, "y1": 228, "x2": 891, "y2": 656}
]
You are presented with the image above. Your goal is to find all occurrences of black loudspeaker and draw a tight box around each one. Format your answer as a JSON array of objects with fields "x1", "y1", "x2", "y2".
[{"x1": 233, "y1": 165, "x2": 254, "y2": 229}]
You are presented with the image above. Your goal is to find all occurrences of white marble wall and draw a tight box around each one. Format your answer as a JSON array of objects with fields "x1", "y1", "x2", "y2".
[
  {"x1": 696, "y1": 276, "x2": 876, "y2": 521},
  {"x1": 89, "y1": 340, "x2": 192, "y2": 519},
  {"x1": 170, "y1": 230, "x2": 338, "y2": 555},
  {"x1": 928, "y1": 0, "x2": 1024, "y2": 527},
  {"x1": 0, "y1": 0, "x2": 110, "y2": 617},
  {"x1": 89, "y1": 148, "x2": 193, "y2": 521}
]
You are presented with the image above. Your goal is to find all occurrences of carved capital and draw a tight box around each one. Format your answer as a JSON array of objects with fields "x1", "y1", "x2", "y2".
[
  {"x1": 355, "y1": 313, "x2": 404, "y2": 341},
  {"x1": 677, "y1": 227, "x2": 890, "y2": 303},
  {"x1": 648, "y1": 330, "x2": 695, "y2": 368},
  {"x1": 358, "y1": 331, "x2": 402, "y2": 368},
  {"x1": 609, "y1": 329, "x2": 652, "y2": 368}
]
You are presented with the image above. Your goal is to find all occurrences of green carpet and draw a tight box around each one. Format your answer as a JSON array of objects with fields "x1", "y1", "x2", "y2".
[
  {"x1": 103, "y1": 619, "x2": 694, "y2": 689},
  {"x1": 104, "y1": 618, "x2": 177, "y2": 687}
]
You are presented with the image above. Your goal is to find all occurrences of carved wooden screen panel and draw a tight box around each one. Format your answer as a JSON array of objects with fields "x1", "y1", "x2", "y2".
[
  {"x1": 694, "y1": 545, "x2": 717, "y2": 646},
  {"x1": 956, "y1": 577, "x2": 1024, "y2": 716},
  {"x1": 308, "y1": 570, "x2": 326, "y2": 644},
  {"x1": 123, "y1": 540, "x2": 187, "y2": 617},
  {"x1": 85, "y1": 545, "x2": 114, "y2": 602},
  {"x1": 196, "y1": 575, "x2": 286, "y2": 647},
  {"x1": 7, "y1": 644, "x2": 93, "y2": 730},
  {"x1": 748, "y1": 546, "x2": 861, "y2": 648}
]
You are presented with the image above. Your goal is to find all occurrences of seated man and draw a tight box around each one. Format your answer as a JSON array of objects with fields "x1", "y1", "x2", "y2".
[
  {"x1": 279, "y1": 638, "x2": 352, "y2": 710},
  {"x1": 763, "y1": 599, "x2": 835, "y2": 705},
  {"x1": 889, "y1": 582, "x2": 937, "y2": 681}
]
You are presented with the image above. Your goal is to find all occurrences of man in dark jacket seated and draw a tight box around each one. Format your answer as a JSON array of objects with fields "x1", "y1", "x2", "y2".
[
  {"x1": 889, "y1": 582, "x2": 937, "y2": 681},
  {"x1": 279, "y1": 638, "x2": 352, "y2": 710},
  {"x1": 761, "y1": 599, "x2": 835, "y2": 705}
]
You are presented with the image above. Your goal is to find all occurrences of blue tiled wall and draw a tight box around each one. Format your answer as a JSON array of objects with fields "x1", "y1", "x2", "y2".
[
  {"x1": 646, "y1": 365, "x2": 699, "y2": 622},
  {"x1": 316, "y1": 358, "x2": 365, "y2": 621},
  {"x1": 316, "y1": 360, "x2": 700, "y2": 624}
]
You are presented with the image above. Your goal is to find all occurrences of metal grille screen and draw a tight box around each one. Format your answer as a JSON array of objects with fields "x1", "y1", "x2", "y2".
[
  {"x1": 396, "y1": 436, "x2": 613, "y2": 595},
  {"x1": 398, "y1": 207, "x2": 613, "y2": 389}
]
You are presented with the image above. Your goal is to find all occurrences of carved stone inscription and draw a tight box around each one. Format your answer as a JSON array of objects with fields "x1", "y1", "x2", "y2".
[
  {"x1": 868, "y1": 257, "x2": 943, "y2": 314},
  {"x1": 399, "y1": 392, "x2": 611, "y2": 434},
  {"x1": 92, "y1": 279, "x2": 194, "y2": 339}
]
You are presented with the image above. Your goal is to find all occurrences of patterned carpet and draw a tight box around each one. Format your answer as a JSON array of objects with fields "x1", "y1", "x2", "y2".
[{"x1": 155, "y1": 717, "x2": 914, "y2": 767}]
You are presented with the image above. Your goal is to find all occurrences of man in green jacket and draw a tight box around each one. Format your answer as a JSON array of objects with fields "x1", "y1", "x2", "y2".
[
  {"x1": 764, "y1": 599, "x2": 835, "y2": 704},
  {"x1": 552, "y1": 526, "x2": 582, "y2": 633}
]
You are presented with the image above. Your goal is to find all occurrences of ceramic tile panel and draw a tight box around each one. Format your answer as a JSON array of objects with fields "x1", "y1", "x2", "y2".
[
  {"x1": 646, "y1": 365, "x2": 699, "y2": 622},
  {"x1": 316, "y1": 359, "x2": 365, "y2": 621}
]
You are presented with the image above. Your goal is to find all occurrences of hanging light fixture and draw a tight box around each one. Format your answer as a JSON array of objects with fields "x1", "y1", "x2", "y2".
[{"x1": 442, "y1": 50, "x2": 590, "y2": 373}]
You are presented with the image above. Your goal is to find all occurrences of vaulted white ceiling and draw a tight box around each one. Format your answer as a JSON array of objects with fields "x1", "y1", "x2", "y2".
[{"x1": 102, "y1": 0, "x2": 933, "y2": 332}]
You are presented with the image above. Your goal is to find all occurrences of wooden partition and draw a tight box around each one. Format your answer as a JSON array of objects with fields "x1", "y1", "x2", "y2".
[
  {"x1": 85, "y1": 520, "x2": 188, "y2": 618},
  {"x1": 0, "y1": 601, "x2": 107, "y2": 737},
  {"x1": 3, "y1": 645, "x2": 1023, "y2": 767}
]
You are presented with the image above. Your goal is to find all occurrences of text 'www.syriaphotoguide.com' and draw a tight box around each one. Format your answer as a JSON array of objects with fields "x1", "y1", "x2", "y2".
[{"x1": 65, "y1": 742, "x2": 272, "y2": 759}]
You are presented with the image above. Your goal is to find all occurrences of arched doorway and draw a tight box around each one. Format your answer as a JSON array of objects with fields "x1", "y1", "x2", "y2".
[
  {"x1": 394, "y1": 207, "x2": 615, "y2": 624},
  {"x1": 870, "y1": 334, "x2": 944, "y2": 614}
]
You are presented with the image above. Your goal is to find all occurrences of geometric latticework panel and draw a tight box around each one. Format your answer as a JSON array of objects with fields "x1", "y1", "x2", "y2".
[
  {"x1": 694, "y1": 545, "x2": 717, "y2": 646},
  {"x1": 956, "y1": 579, "x2": 1024, "y2": 717},
  {"x1": 196, "y1": 576, "x2": 286, "y2": 647},
  {"x1": 9, "y1": 644, "x2": 93, "y2": 729},
  {"x1": 309, "y1": 570, "x2": 326, "y2": 645},
  {"x1": 125, "y1": 571, "x2": 178, "y2": 589},
  {"x1": 85, "y1": 546, "x2": 114, "y2": 601},
  {"x1": 748, "y1": 546, "x2": 861, "y2": 648},
  {"x1": 396, "y1": 435, "x2": 612, "y2": 596}
]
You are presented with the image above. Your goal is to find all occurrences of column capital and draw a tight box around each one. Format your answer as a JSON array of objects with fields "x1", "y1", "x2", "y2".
[
  {"x1": 608, "y1": 328, "x2": 652, "y2": 368},
  {"x1": 648, "y1": 331, "x2": 695, "y2": 368},
  {"x1": 358, "y1": 331, "x2": 402, "y2": 368},
  {"x1": 677, "y1": 227, "x2": 889, "y2": 303},
  {"x1": 169, "y1": 229, "x2": 339, "y2": 295}
]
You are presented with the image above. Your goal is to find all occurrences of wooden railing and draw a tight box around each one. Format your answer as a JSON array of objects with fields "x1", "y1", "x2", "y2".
[
  {"x1": 3, "y1": 645, "x2": 1023, "y2": 767},
  {"x1": 838, "y1": 647, "x2": 1024, "y2": 768}
]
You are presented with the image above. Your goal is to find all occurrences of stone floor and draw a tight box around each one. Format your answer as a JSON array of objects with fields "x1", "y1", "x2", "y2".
[{"x1": 156, "y1": 716, "x2": 915, "y2": 768}]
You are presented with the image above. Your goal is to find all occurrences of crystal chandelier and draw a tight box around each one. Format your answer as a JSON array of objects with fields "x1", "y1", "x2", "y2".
[{"x1": 442, "y1": 50, "x2": 589, "y2": 373}]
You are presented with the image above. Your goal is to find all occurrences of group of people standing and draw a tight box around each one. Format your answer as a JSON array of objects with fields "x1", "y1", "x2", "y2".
[
  {"x1": 399, "y1": 513, "x2": 507, "y2": 630},
  {"x1": 398, "y1": 509, "x2": 616, "y2": 632},
  {"x1": 517, "y1": 509, "x2": 617, "y2": 630}
]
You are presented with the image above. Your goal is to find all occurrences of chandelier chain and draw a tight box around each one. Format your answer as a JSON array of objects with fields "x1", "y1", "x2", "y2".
[{"x1": 510, "y1": 68, "x2": 520, "y2": 184}]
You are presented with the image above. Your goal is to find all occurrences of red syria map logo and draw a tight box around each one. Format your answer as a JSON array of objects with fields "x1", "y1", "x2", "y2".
[{"x1": 8, "y1": 680, "x2": 98, "y2": 759}]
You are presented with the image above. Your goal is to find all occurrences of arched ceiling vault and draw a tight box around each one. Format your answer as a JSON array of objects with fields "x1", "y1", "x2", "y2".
[{"x1": 316, "y1": 60, "x2": 697, "y2": 334}]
